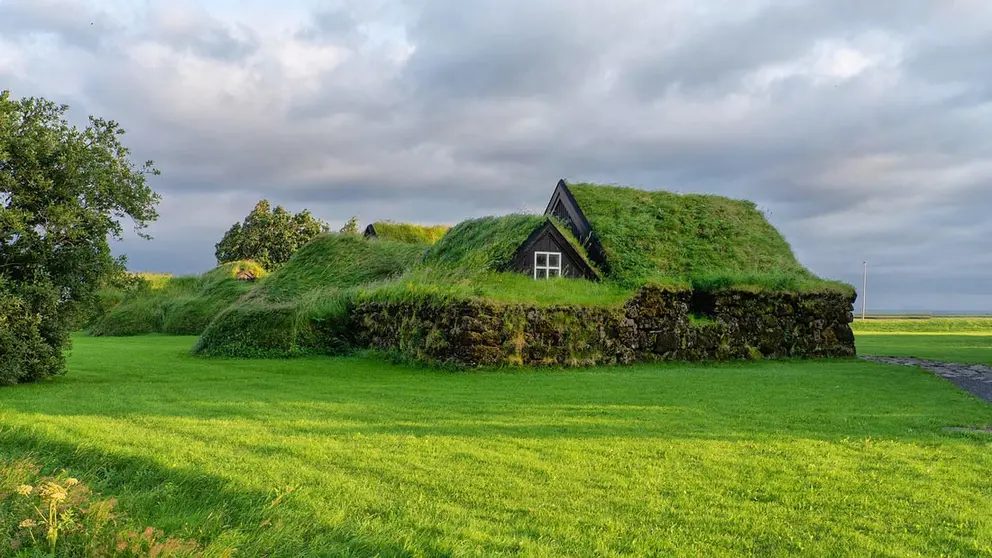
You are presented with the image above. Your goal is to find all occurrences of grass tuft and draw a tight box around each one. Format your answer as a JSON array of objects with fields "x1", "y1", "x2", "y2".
[
  {"x1": 89, "y1": 261, "x2": 265, "y2": 337},
  {"x1": 369, "y1": 221, "x2": 450, "y2": 245}
]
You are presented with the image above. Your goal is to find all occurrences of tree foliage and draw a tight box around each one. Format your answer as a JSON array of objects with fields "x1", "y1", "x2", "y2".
[
  {"x1": 0, "y1": 90, "x2": 160, "y2": 385},
  {"x1": 339, "y1": 216, "x2": 359, "y2": 236},
  {"x1": 214, "y1": 200, "x2": 329, "y2": 271}
]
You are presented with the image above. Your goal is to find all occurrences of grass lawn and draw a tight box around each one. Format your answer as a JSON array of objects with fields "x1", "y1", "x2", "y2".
[
  {"x1": 857, "y1": 332, "x2": 992, "y2": 366},
  {"x1": 2, "y1": 335, "x2": 992, "y2": 556}
]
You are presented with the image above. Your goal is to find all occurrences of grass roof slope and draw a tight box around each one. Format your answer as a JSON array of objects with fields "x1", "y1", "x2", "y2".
[
  {"x1": 566, "y1": 183, "x2": 848, "y2": 292},
  {"x1": 422, "y1": 214, "x2": 547, "y2": 271},
  {"x1": 371, "y1": 221, "x2": 450, "y2": 245},
  {"x1": 195, "y1": 234, "x2": 427, "y2": 357},
  {"x1": 261, "y1": 233, "x2": 427, "y2": 301},
  {"x1": 422, "y1": 214, "x2": 598, "y2": 272},
  {"x1": 379, "y1": 214, "x2": 625, "y2": 307},
  {"x1": 90, "y1": 261, "x2": 266, "y2": 336}
]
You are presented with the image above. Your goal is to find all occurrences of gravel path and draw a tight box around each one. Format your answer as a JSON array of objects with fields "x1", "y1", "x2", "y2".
[{"x1": 861, "y1": 356, "x2": 992, "y2": 404}]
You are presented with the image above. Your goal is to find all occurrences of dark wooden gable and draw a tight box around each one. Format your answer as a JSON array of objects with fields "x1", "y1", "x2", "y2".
[
  {"x1": 507, "y1": 221, "x2": 599, "y2": 281},
  {"x1": 543, "y1": 179, "x2": 594, "y2": 243},
  {"x1": 543, "y1": 179, "x2": 610, "y2": 274},
  {"x1": 363, "y1": 224, "x2": 377, "y2": 238}
]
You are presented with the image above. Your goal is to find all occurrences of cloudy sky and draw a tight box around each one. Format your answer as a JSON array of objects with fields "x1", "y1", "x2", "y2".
[{"x1": 2, "y1": 0, "x2": 990, "y2": 312}]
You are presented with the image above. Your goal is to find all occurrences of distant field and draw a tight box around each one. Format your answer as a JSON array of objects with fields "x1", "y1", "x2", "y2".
[
  {"x1": 1, "y1": 335, "x2": 991, "y2": 556},
  {"x1": 852, "y1": 317, "x2": 992, "y2": 333}
]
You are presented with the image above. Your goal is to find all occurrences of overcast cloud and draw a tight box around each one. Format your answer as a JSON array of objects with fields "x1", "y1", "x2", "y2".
[{"x1": 2, "y1": 0, "x2": 990, "y2": 312}]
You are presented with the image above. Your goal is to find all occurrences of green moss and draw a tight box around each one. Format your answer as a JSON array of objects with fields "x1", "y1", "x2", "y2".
[{"x1": 369, "y1": 222, "x2": 450, "y2": 245}]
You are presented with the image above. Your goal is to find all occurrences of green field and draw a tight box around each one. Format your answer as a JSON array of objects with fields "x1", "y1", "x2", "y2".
[
  {"x1": 854, "y1": 318, "x2": 992, "y2": 365},
  {"x1": 852, "y1": 317, "x2": 992, "y2": 334},
  {"x1": 2, "y1": 336, "x2": 991, "y2": 556},
  {"x1": 857, "y1": 333, "x2": 992, "y2": 366}
]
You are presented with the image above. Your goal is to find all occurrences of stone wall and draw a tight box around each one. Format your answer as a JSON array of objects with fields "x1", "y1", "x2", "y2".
[{"x1": 351, "y1": 286, "x2": 856, "y2": 367}]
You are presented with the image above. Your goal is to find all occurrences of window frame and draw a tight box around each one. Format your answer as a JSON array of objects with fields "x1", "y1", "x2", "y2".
[{"x1": 533, "y1": 251, "x2": 562, "y2": 280}]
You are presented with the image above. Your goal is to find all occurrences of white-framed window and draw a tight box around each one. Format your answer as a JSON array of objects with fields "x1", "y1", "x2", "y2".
[{"x1": 534, "y1": 251, "x2": 562, "y2": 279}]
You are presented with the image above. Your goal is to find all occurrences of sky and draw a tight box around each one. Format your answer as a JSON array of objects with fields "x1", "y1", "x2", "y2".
[{"x1": 1, "y1": 0, "x2": 990, "y2": 312}]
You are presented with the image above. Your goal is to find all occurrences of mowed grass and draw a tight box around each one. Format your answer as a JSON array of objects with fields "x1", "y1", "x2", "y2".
[
  {"x1": 855, "y1": 317, "x2": 992, "y2": 365},
  {"x1": 852, "y1": 317, "x2": 992, "y2": 333},
  {"x1": 1, "y1": 336, "x2": 992, "y2": 556}
]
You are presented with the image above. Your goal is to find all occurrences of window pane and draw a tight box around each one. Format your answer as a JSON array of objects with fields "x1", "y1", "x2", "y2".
[
  {"x1": 549, "y1": 253, "x2": 560, "y2": 267},
  {"x1": 536, "y1": 253, "x2": 547, "y2": 266},
  {"x1": 536, "y1": 268, "x2": 548, "y2": 279},
  {"x1": 549, "y1": 268, "x2": 561, "y2": 277}
]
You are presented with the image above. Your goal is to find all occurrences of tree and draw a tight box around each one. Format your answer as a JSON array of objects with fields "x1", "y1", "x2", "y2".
[
  {"x1": 0, "y1": 90, "x2": 160, "y2": 385},
  {"x1": 214, "y1": 200, "x2": 328, "y2": 271},
  {"x1": 339, "y1": 216, "x2": 359, "y2": 235}
]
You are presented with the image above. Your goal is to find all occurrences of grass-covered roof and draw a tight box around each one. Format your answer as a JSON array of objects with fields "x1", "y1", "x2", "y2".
[
  {"x1": 369, "y1": 221, "x2": 450, "y2": 245},
  {"x1": 422, "y1": 214, "x2": 596, "y2": 273},
  {"x1": 565, "y1": 182, "x2": 849, "y2": 292},
  {"x1": 422, "y1": 214, "x2": 546, "y2": 271},
  {"x1": 262, "y1": 233, "x2": 427, "y2": 301}
]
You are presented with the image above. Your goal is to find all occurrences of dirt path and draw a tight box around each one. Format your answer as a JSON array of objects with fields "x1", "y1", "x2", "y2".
[{"x1": 861, "y1": 356, "x2": 992, "y2": 404}]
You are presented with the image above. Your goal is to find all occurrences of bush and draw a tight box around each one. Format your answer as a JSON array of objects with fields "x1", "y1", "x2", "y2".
[{"x1": 0, "y1": 281, "x2": 66, "y2": 386}]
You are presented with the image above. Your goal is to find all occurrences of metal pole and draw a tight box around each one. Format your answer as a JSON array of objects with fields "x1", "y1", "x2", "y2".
[{"x1": 862, "y1": 261, "x2": 867, "y2": 320}]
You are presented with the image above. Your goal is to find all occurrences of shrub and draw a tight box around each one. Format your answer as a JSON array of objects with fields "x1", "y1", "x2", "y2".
[
  {"x1": 0, "y1": 281, "x2": 65, "y2": 386},
  {"x1": 214, "y1": 200, "x2": 329, "y2": 271}
]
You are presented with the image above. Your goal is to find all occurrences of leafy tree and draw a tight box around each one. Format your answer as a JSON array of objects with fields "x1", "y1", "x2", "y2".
[
  {"x1": 215, "y1": 200, "x2": 328, "y2": 271},
  {"x1": 339, "y1": 216, "x2": 359, "y2": 235},
  {"x1": 0, "y1": 91, "x2": 160, "y2": 385}
]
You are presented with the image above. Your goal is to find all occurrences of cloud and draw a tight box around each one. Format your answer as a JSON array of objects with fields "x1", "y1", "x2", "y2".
[{"x1": 1, "y1": 0, "x2": 991, "y2": 311}]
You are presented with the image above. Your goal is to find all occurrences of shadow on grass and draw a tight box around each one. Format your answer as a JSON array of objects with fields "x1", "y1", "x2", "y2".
[{"x1": 0, "y1": 426, "x2": 447, "y2": 557}]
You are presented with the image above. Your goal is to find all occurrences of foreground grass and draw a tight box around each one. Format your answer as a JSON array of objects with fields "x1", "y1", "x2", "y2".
[
  {"x1": 1, "y1": 336, "x2": 991, "y2": 556},
  {"x1": 857, "y1": 333, "x2": 992, "y2": 366}
]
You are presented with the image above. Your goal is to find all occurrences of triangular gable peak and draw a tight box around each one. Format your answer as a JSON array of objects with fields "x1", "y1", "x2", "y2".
[
  {"x1": 543, "y1": 179, "x2": 594, "y2": 244},
  {"x1": 363, "y1": 224, "x2": 377, "y2": 238},
  {"x1": 543, "y1": 179, "x2": 609, "y2": 273},
  {"x1": 507, "y1": 219, "x2": 599, "y2": 281}
]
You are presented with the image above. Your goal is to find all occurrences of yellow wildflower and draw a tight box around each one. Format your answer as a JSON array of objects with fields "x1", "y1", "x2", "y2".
[
  {"x1": 64, "y1": 477, "x2": 79, "y2": 487},
  {"x1": 39, "y1": 481, "x2": 68, "y2": 504},
  {"x1": 15, "y1": 484, "x2": 33, "y2": 496},
  {"x1": 19, "y1": 519, "x2": 36, "y2": 528}
]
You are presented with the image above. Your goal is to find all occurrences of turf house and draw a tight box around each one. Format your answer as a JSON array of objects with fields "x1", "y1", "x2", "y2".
[{"x1": 183, "y1": 179, "x2": 860, "y2": 365}]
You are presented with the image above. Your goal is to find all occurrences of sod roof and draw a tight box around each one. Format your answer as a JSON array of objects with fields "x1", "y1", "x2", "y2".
[
  {"x1": 422, "y1": 214, "x2": 595, "y2": 273},
  {"x1": 262, "y1": 233, "x2": 427, "y2": 301},
  {"x1": 565, "y1": 182, "x2": 839, "y2": 291},
  {"x1": 368, "y1": 221, "x2": 450, "y2": 245}
]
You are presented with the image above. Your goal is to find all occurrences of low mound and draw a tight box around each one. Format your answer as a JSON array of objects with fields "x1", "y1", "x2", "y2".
[
  {"x1": 194, "y1": 234, "x2": 424, "y2": 357},
  {"x1": 261, "y1": 233, "x2": 427, "y2": 301},
  {"x1": 567, "y1": 183, "x2": 846, "y2": 292},
  {"x1": 90, "y1": 261, "x2": 266, "y2": 336},
  {"x1": 367, "y1": 221, "x2": 450, "y2": 245}
]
